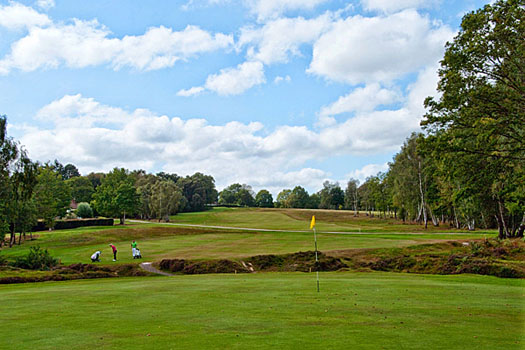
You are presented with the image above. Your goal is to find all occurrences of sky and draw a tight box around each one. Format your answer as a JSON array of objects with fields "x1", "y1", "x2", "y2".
[{"x1": 0, "y1": 0, "x2": 492, "y2": 195}]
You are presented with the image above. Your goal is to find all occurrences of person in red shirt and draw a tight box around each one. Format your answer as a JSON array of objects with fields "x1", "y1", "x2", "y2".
[{"x1": 109, "y1": 244, "x2": 117, "y2": 261}]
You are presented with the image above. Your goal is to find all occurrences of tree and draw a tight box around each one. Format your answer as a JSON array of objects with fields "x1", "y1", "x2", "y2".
[
  {"x1": 76, "y1": 202, "x2": 93, "y2": 218},
  {"x1": 67, "y1": 176, "x2": 95, "y2": 203},
  {"x1": 422, "y1": 0, "x2": 525, "y2": 237},
  {"x1": 149, "y1": 180, "x2": 184, "y2": 221},
  {"x1": 63, "y1": 164, "x2": 80, "y2": 180},
  {"x1": 92, "y1": 168, "x2": 139, "y2": 224},
  {"x1": 177, "y1": 173, "x2": 218, "y2": 211},
  {"x1": 319, "y1": 181, "x2": 344, "y2": 210},
  {"x1": 345, "y1": 179, "x2": 360, "y2": 216},
  {"x1": 33, "y1": 167, "x2": 71, "y2": 230},
  {"x1": 288, "y1": 186, "x2": 310, "y2": 208},
  {"x1": 275, "y1": 189, "x2": 292, "y2": 208},
  {"x1": 218, "y1": 183, "x2": 255, "y2": 207},
  {"x1": 255, "y1": 190, "x2": 274, "y2": 208}
]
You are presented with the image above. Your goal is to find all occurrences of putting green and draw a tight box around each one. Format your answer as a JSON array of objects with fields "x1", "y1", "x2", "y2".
[{"x1": 0, "y1": 272, "x2": 523, "y2": 349}]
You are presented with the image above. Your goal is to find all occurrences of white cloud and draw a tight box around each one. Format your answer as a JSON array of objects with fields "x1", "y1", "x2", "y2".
[
  {"x1": 274, "y1": 75, "x2": 291, "y2": 84},
  {"x1": 36, "y1": 0, "x2": 55, "y2": 10},
  {"x1": 0, "y1": 2, "x2": 51, "y2": 30},
  {"x1": 345, "y1": 163, "x2": 389, "y2": 183},
  {"x1": 245, "y1": 0, "x2": 329, "y2": 21},
  {"x1": 319, "y1": 83, "x2": 401, "y2": 118},
  {"x1": 180, "y1": 61, "x2": 266, "y2": 96},
  {"x1": 361, "y1": 0, "x2": 441, "y2": 13},
  {"x1": 18, "y1": 93, "x2": 427, "y2": 193},
  {"x1": 0, "y1": 17, "x2": 233, "y2": 74},
  {"x1": 239, "y1": 14, "x2": 332, "y2": 65},
  {"x1": 176, "y1": 86, "x2": 205, "y2": 97},
  {"x1": 308, "y1": 9, "x2": 454, "y2": 84}
]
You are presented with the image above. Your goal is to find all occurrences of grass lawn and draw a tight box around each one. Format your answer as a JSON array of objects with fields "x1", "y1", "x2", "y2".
[
  {"x1": 0, "y1": 221, "x2": 490, "y2": 266},
  {"x1": 168, "y1": 207, "x2": 497, "y2": 234},
  {"x1": 0, "y1": 271, "x2": 523, "y2": 350}
]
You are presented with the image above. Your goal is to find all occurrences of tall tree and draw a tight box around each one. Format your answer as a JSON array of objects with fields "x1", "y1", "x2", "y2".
[
  {"x1": 345, "y1": 179, "x2": 360, "y2": 216},
  {"x1": 33, "y1": 167, "x2": 71, "y2": 230},
  {"x1": 422, "y1": 0, "x2": 525, "y2": 237},
  {"x1": 92, "y1": 168, "x2": 139, "y2": 224},
  {"x1": 255, "y1": 190, "x2": 274, "y2": 208}
]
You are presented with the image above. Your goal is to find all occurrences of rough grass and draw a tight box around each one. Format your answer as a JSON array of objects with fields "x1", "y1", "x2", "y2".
[
  {"x1": 0, "y1": 223, "x2": 487, "y2": 266},
  {"x1": 332, "y1": 239, "x2": 525, "y2": 278},
  {"x1": 0, "y1": 272, "x2": 523, "y2": 350}
]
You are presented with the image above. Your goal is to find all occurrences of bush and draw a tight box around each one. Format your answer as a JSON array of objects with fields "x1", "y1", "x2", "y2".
[
  {"x1": 13, "y1": 246, "x2": 58, "y2": 270},
  {"x1": 0, "y1": 254, "x2": 6, "y2": 266},
  {"x1": 76, "y1": 202, "x2": 93, "y2": 218}
]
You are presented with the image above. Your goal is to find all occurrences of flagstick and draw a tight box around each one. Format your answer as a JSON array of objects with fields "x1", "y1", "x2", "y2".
[{"x1": 314, "y1": 227, "x2": 319, "y2": 293}]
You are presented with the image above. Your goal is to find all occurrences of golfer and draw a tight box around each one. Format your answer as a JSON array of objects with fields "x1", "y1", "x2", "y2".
[
  {"x1": 109, "y1": 244, "x2": 117, "y2": 261},
  {"x1": 131, "y1": 240, "x2": 138, "y2": 258},
  {"x1": 91, "y1": 251, "x2": 101, "y2": 262}
]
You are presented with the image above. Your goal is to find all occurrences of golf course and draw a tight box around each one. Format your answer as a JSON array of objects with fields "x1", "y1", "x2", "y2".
[{"x1": 1, "y1": 208, "x2": 524, "y2": 349}]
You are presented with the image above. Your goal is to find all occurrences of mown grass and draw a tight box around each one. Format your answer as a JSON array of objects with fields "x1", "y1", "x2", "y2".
[
  {"x1": 0, "y1": 272, "x2": 522, "y2": 350},
  {"x1": 0, "y1": 222, "x2": 488, "y2": 266},
  {"x1": 169, "y1": 207, "x2": 496, "y2": 233}
]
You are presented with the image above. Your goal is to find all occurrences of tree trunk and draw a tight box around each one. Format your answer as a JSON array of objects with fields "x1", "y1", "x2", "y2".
[
  {"x1": 517, "y1": 213, "x2": 525, "y2": 238},
  {"x1": 431, "y1": 211, "x2": 439, "y2": 227},
  {"x1": 498, "y1": 199, "x2": 510, "y2": 238}
]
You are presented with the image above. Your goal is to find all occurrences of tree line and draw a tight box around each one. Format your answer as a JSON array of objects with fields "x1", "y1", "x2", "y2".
[
  {"x1": 0, "y1": 0, "x2": 522, "y2": 243},
  {"x1": 0, "y1": 121, "x2": 218, "y2": 247},
  {"x1": 217, "y1": 1, "x2": 524, "y2": 239}
]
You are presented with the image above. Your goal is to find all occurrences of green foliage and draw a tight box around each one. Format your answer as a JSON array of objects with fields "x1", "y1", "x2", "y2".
[
  {"x1": 422, "y1": 0, "x2": 525, "y2": 237},
  {"x1": 176, "y1": 172, "x2": 218, "y2": 211},
  {"x1": 67, "y1": 176, "x2": 95, "y2": 203},
  {"x1": 92, "y1": 168, "x2": 139, "y2": 224},
  {"x1": 319, "y1": 181, "x2": 344, "y2": 210},
  {"x1": 255, "y1": 189, "x2": 274, "y2": 208},
  {"x1": 13, "y1": 246, "x2": 58, "y2": 270},
  {"x1": 76, "y1": 202, "x2": 93, "y2": 218},
  {"x1": 219, "y1": 183, "x2": 255, "y2": 207},
  {"x1": 33, "y1": 166, "x2": 71, "y2": 229}
]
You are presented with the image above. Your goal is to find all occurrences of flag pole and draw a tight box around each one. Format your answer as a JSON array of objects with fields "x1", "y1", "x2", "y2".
[
  {"x1": 314, "y1": 226, "x2": 319, "y2": 293},
  {"x1": 310, "y1": 215, "x2": 319, "y2": 293}
]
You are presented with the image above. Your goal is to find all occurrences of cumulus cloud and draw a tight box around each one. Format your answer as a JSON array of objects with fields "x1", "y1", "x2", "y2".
[
  {"x1": 18, "y1": 93, "x2": 425, "y2": 193},
  {"x1": 0, "y1": 14, "x2": 233, "y2": 74},
  {"x1": 238, "y1": 14, "x2": 332, "y2": 65},
  {"x1": 36, "y1": 0, "x2": 55, "y2": 10},
  {"x1": 308, "y1": 9, "x2": 454, "y2": 84},
  {"x1": 345, "y1": 163, "x2": 389, "y2": 183},
  {"x1": 0, "y1": 2, "x2": 51, "y2": 30},
  {"x1": 245, "y1": 0, "x2": 329, "y2": 21},
  {"x1": 274, "y1": 75, "x2": 291, "y2": 84},
  {"x1": 178, "y1": 61, "x2": 266, "y2": 96},
  {"x1": 319, "y1": 84, "x2": 401, "y2": 118},
  {"x1": 361, "y1": 0, "x2": 441, "y2": 13}
]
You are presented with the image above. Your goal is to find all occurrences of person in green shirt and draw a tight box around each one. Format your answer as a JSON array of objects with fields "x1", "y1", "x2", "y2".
[{"x1": 131, "y1": 240, "x2": 138, "y2": 259}]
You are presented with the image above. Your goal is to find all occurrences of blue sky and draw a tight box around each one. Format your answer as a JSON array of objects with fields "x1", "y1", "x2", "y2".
[{"x1": 0, "y1": 0, "x2": 491, "y2": 195}]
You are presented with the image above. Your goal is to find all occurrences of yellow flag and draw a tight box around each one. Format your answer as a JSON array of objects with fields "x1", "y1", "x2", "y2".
[{"x1": 310, "y1": 215, "x2": 316, "y2": 230}]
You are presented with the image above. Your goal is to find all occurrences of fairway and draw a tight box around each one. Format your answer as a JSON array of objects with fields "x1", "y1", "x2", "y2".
[
  {"x1": 0, "y1": 272, "x2": 523, "y2": 350},
  {"x1": 168, "y1": 207, "x2": 493, "y2": 233},
  {"x1": 0, "y1": 210, "x2": 490, "y2": 265}
]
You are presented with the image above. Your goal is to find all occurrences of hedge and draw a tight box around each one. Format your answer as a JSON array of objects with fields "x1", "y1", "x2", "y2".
[{"x1": 32, "y1": 218, "x2": 114, "y2": 231}]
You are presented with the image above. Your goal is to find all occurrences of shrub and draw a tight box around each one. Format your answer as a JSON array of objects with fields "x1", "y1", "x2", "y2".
[
  {"x1": 0, "y1": 254, "x2": 6, "y2": 266},
  {"x1": 13, "y1": 246, "x2": 58, "y2": 270},
  {"x1": 76, "y1": 202, "x2": 94, "y2": 218}
]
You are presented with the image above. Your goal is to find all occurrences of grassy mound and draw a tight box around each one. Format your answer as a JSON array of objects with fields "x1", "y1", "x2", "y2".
[
  {"x1": 336, "y1": 239, "x2": 525, "y2": 278},
  {"x1": 159, "y1": 251, "x2": 347, "y2": 274},
  {"x1": 0, "y1": 263, "x2": 149, "y2": 284}
]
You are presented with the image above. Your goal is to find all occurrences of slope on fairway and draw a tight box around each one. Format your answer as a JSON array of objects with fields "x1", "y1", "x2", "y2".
[
  {"x1": 1, "y1": 223, "x2": 487, "y2": 266},
  {"x1": 0, "y1": 272, "x2": 522, "y2": 350},
  {"x1": 168, "y1": 207, "x2": 496, "y2": 234}
]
